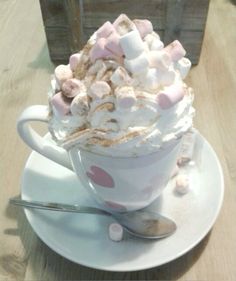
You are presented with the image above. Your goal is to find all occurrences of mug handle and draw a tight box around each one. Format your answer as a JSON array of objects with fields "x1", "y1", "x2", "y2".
[{"x1": 17, "y1": 105, "x2": 73, "y2": 171}]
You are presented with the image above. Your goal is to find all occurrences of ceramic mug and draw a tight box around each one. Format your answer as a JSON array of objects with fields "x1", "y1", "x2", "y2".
[{"x1": 17, "y1": 105, "x2": 182, "y2": 211}]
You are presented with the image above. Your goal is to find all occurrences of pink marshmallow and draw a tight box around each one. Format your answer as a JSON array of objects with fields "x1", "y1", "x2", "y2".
[
  {"x1": 96, "y1": 21, "x2": 116, "y2": 38},
  {"x1": 89, "y1": 38, "x2": 114, "y2": 63},
  {"x1": 105, "y1": 32, "x2": 124, "y2": 57},
  {"x1": 157, "y1": 84, "x2": 185, "y2": 109},
  {"x1": 62, "y1": 78, "x2": 85, "y2": 98},
  {"x1": 164, "y1": 40, "x2": 186, "y2": 61},
  {"x1": 51, "y1": 92, "x2": 71, "y2": 116},
  {"x1": 133, "y1": 19, "x2": 153, "y2": 38},
  {"x1": 69, "y1": 53, "x2": 81, "y2": 71},
  {"x1": 54, "y1": 65, "x2": 73, "y2": 86}
]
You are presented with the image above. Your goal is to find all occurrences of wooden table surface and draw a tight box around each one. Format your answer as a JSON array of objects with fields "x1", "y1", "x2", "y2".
[{"x1": 1, "y1": 0, "x2": 236, "y2": 280}]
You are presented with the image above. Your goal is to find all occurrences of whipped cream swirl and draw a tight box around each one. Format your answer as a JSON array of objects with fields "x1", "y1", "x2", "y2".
[{"x1": 48, "y1": 14, "x2": 195, "y2": 157}]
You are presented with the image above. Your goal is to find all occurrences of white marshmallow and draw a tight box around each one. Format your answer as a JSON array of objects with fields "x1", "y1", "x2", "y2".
[
  {"x1": 159, "y1": 69, "x2": 175, "y2": 86},
  {"x1": 175, "y1": 57, "x2": 191, "y2": 79},
  {"x1": 89, "y1": 81, "x2": 111, "y2": 100},
  {"x1": 150, "y1": 39, "x2": 164, "y2": 51},
  {"x1": 141, "y1": 69, "x2": 161, "y2": 90},
  {"x1": 70, "y1": 93, "x2": 89, "y2": 116},
  {"x1": 124, "y1": 52, "x2": 149, "y2": 74},
  {"x1": 120, "y1": 30, "x2": 144, "y2": 59},
  {"x1": 108, "y1": 223, "x2": 123, "y2": 242},
  {"x1": 148, "y1": 50, "x2": 171, "y2": 69},
  {"x1": 110, "y1": 66, "x2": 132, "y2": 86},
  {"x1": 115, "y1": 86, "x2": 136, "y2": 109}
]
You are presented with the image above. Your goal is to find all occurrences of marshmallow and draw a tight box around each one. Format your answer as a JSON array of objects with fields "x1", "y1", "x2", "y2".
[
  {"x1": 96, "y1": 21, "x2": 115, "y2": 38},
  {"x1": 142, "y1": 69, "x2": 160, "y2": 90},
  {"x1": 70, "y1": 93, "x2": 89, "y2": 116},
  {"x1": 144, "y1": 32, "x2": 160, "y2": 46},
  {"x1": 89, "y1": 81, "x2": 111, "y2": 99},
  {"x1": 171, "y1": 165, "x2": 180, "y2": 178},
  {"x1": 110, "y1": 66, "x2": 132, "y2": 86},
  {"x1": 115, "y1": 86, "x2": 136, "y2": 109},
  {"x1": 133, "y1": 19, "x2": 153, "y2": 38},
  {"x1": 69, "y1": 53, "x2": 82, "y2": 71},
  {"x1": 89, "y1": 38, "x2": 114, "y2": 63},
  {"x1": 105, "y1": 32, "x2": 123, "y2": 57},
  {"x1": 108, "y1": 223, "x2": 123, "y2": 242},
  {"x1": 54, "y1": 65, "x2": 73, "y2": 86},
  {"x1": 124, "y1": 52, "x2": 149, "y2": 74},
  {"x1": 175, "y1": 57, "x2": 191, "y2": 79},
  {"x1": 51, "y1": 92, "x2": 71, "y2": 116},
  {"x1": 150, "y1": 39, "x2": 164, "y2": 51},
  {"x1": 120, "y1": 30, "x2": 144, "y2": 59},
  {"x1": 177, "y1": 130, "x2": 196, "y2": 165},
  {"x1": 165, "y1": 40, "x2": 186, "y2": 61},
  {"x1": 157, "y1": 84, "x2": 185, "y2": 109},
  {"x1": 159, "y1": 69, "x2": 175, "y2": 86},
  {"x1": 96, "y1": 63, "x2": 107, "y2": 80},
  {"x1": 87, "y1": 60, "x2": 105, "y2": 75},
  {"x1": 62, "y1": 79, "x2": 85, "y2": 98},
  {"x1": 113, "y1": 14, "x2": 136, "y2": 36},
  {"x1": 175, "y1": 174, "x2": 189, "y2": 194},
  {"x1": 148, "y1": 50, "x2": 171, "y2": 69}
]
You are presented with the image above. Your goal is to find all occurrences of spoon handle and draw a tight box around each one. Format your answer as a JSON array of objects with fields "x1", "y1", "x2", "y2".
[{"x1": 9, "y1": 198, "x2": 111, "y2": 216}]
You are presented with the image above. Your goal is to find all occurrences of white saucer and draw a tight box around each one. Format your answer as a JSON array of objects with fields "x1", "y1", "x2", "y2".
[{"x1": 21, "y1": 131, "x2": 224, "y2": 272}]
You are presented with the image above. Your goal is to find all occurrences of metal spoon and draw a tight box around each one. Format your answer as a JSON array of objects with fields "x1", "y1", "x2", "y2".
[{"x1": 9, "y1": 198, "x2": 176, "y2": 239}]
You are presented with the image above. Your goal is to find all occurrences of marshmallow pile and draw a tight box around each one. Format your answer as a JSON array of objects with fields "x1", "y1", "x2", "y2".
[{"x1": 48, "y1": 14, "x2": 194, "y2": 156}]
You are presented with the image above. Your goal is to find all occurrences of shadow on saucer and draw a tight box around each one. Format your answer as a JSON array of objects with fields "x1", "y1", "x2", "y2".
[{"x1": 2, "y1": 196, "x2": 211, "y2": 281}]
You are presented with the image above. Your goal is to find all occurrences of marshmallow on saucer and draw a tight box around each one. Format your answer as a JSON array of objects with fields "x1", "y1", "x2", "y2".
[
  {"x1": 54, "y1": 65, "x2": 73, "y2": 87},
  {"x1": 165, "y1": 40, "x2": 186, "y2": 61},
  {"x1": 89, "y1": 38, "x2": 114, "y2": 63},
  {"x1": 177, "y1": 130, "x2": 196, "y2": 165},
  {"x1": 113, "y1": 14, "x2": 136, "y2": 36},
  {"x1": 108, "y1": 223, "x2": 123, "y2": 242},
  {"x1": 124, "y1": 52, "x2": 149, "y2": 74},
  {"x1": 133, "y1": 19, "x2": 153, "y2": 38},
  {"x1": 110, "y1": 66, "x2": 132, "y2": 86},
  {"x1": 115, "y1": 86, "x2": 136, "y2": 109},
  {"x1": 89, "y1": 81, "x2": 111, "y2": 100},
  {"x1": 175, "y1": 57, "x2": 191, "y2": 79},
  {"x1": 96, "y1": 21, "x2": 115, "y2": 38},
  {"x1": 69, "y1": 53, "x2": 82, "y2": 71},
  {"x1": 70, "y1": 93, "x2": 89, "y2": 116},
  {"x1": 148, "y1": 50, "x2": 171, "y2": 69},
  {"x1": 120, "y1": 30, "x2": 144, "y2": 59},
  {"x1": 105, "y1": 32, "x2": 124, "y2": 57},
  {"x1": 157, "y1": 84, "x2": 185, "y2": 109},
  {"x1": 51, "y1": 92, "x2": 71, "y2": 116},
  {"x1": 175, "y1": 174, "x2": 189, "y2": 194},
  {"x1": 62, "y1": 78, "x2": 85, "y2": 98}
]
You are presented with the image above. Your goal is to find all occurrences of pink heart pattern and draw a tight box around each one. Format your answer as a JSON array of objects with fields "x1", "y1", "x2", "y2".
[{"x1": 86, "y1": 166, "x2": 114, "y2": 188}]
